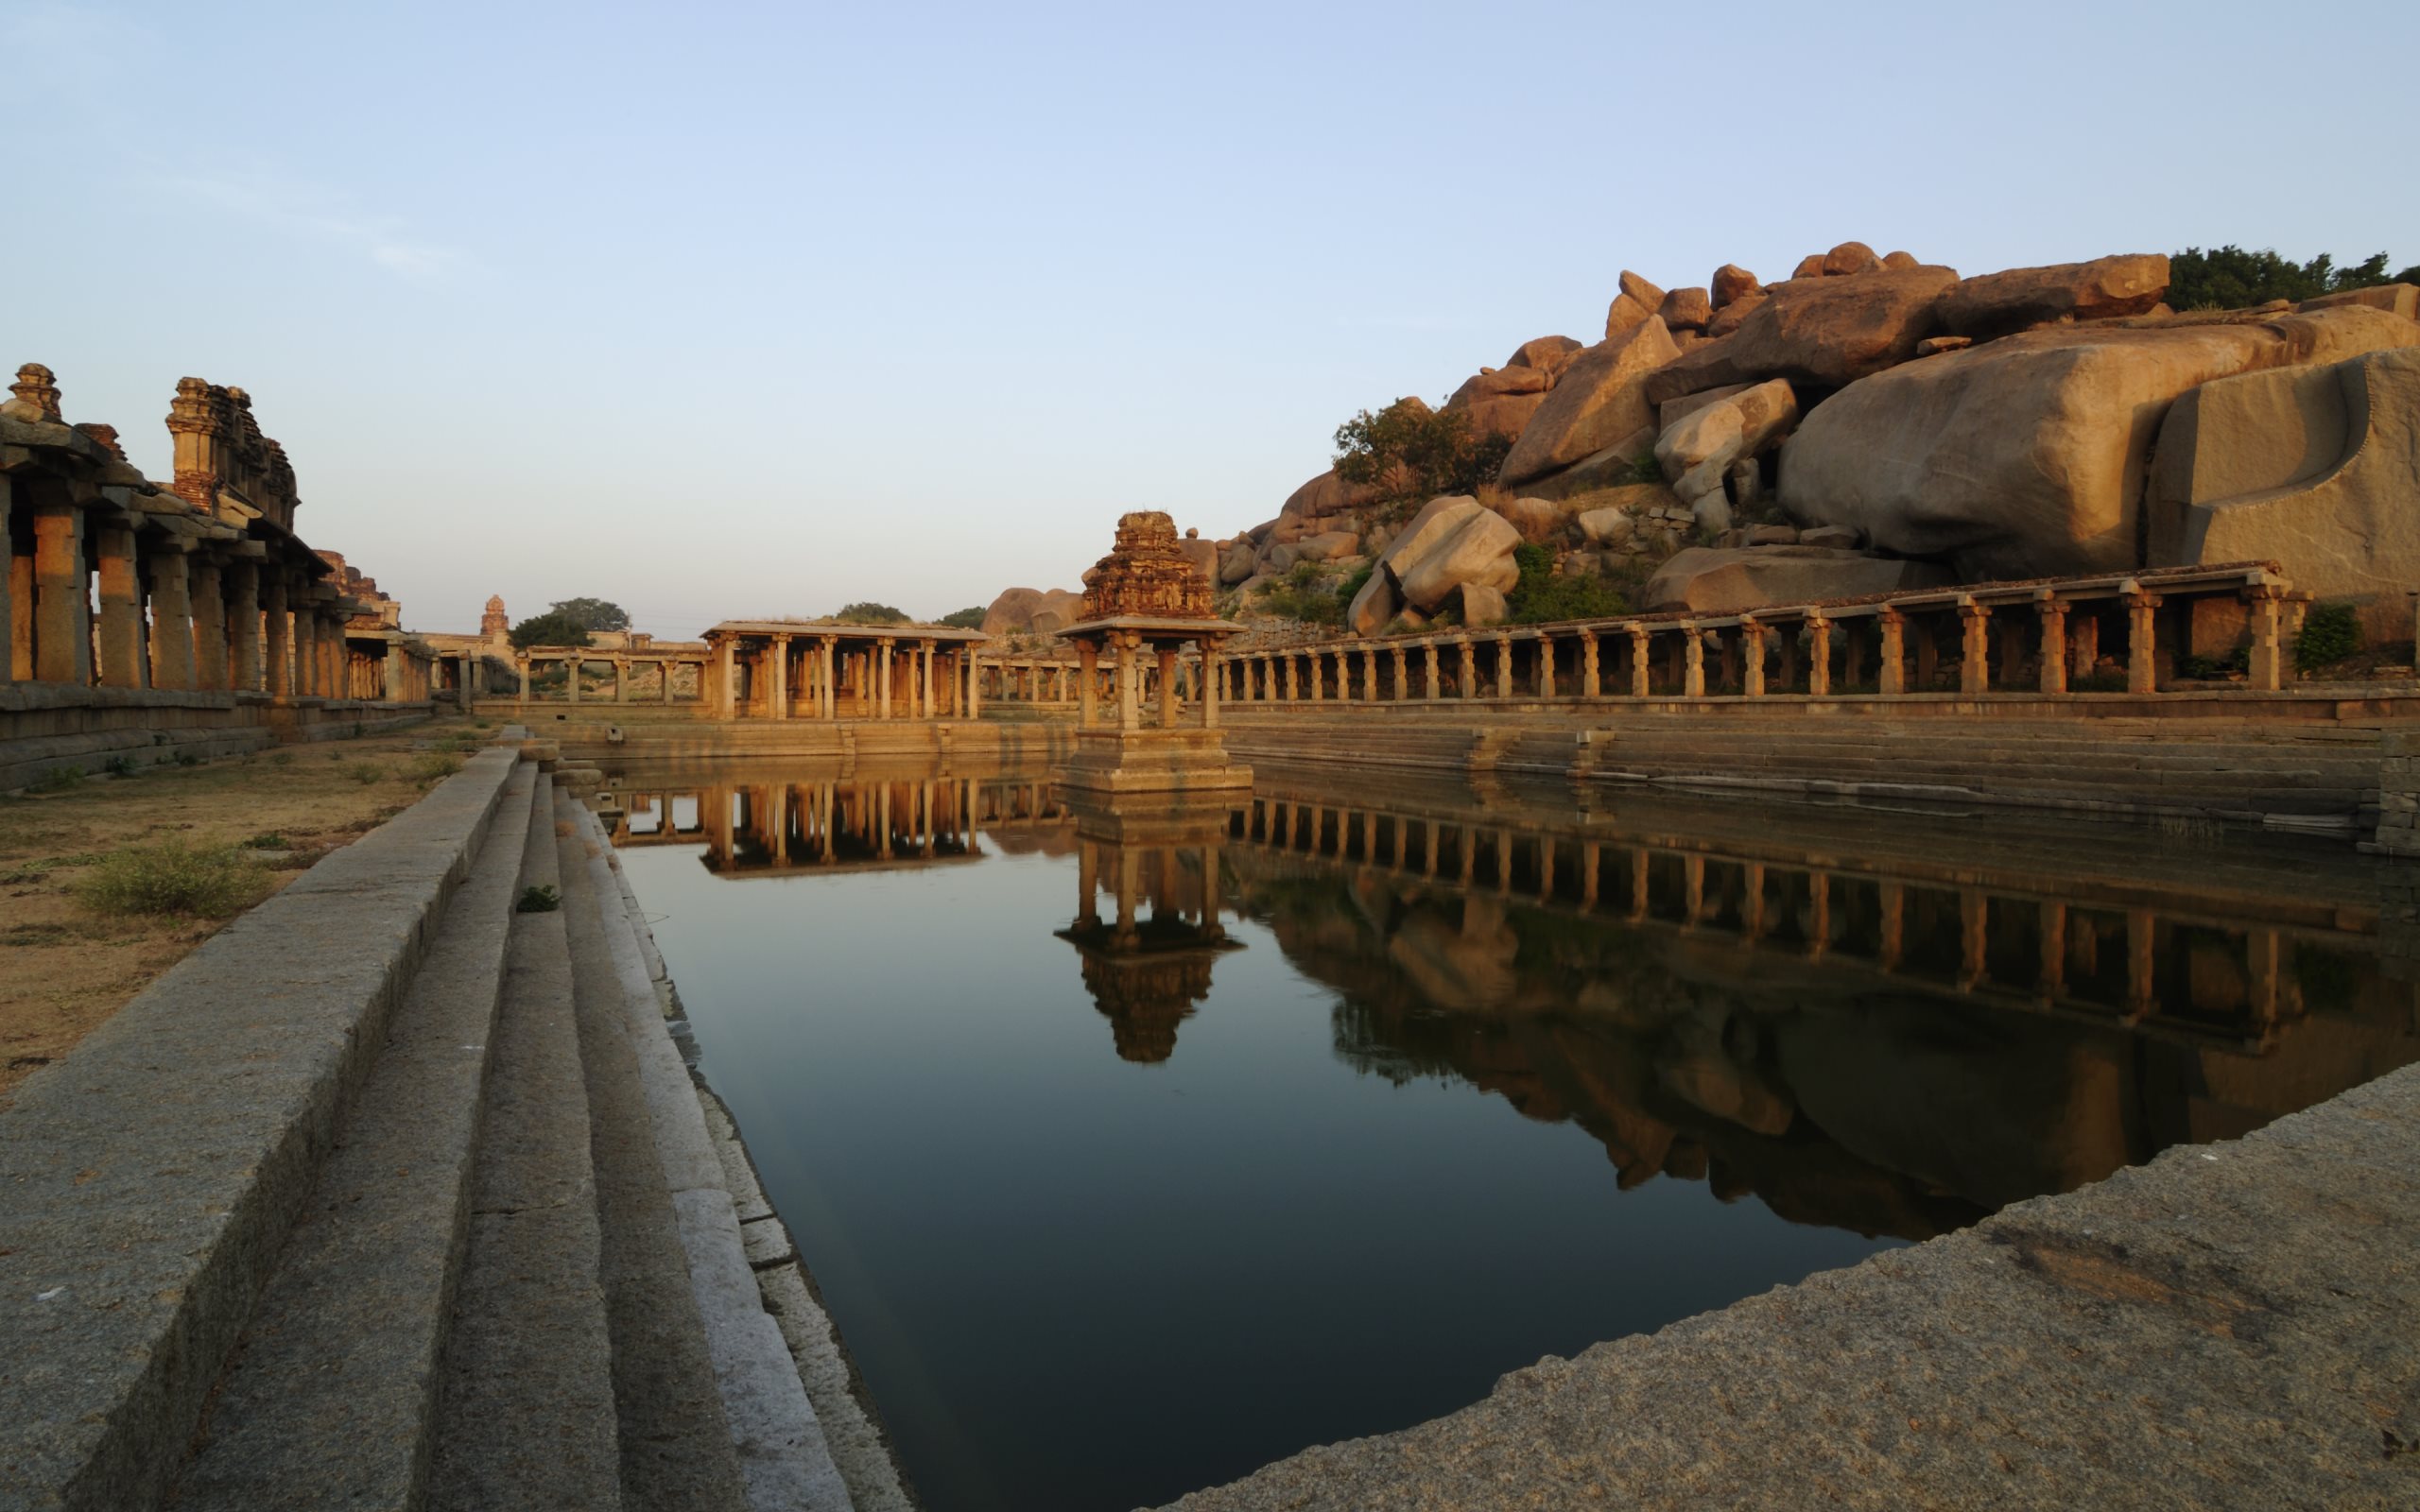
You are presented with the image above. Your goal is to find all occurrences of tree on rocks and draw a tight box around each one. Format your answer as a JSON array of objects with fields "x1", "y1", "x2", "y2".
[
  {"x1": 544, "y1": 597, "x2": 630, "y2": 631},
  {"x1": 937, "y1": 606, "x2": 986, "y2": 628},
  {"x1": 509, "y1": 610, "x2": 595, "y2": 649},
  {"x1": 2167, "y1": 246, "x2": 2416, "y2": 311},
  {"x1": 1332, "y1": 398, "x2": 1511, "y2": 501}
]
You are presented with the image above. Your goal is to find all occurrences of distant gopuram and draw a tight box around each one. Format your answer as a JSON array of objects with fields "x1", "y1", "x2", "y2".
[{"x1": 1056, "y1": 511, "x2": 1250, "y2": 794}]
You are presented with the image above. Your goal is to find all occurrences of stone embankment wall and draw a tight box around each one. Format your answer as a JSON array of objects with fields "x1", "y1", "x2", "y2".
[{"x1": 0, "y1": 681, "x2": 432, "y2": 789}]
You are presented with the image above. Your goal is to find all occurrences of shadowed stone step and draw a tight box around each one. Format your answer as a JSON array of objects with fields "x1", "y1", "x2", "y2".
[
  {"x1": 553, "y1": 792, "x2": 753, "y2": 1512},
  {"x1": 426, "y1": 778, "x2": 622, "y2": 1510}
]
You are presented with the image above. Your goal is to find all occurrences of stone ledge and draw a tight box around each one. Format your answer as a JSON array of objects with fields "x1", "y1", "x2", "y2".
[{"x1": 0, "y1": 747, "x2": 520, "y2": 1511}]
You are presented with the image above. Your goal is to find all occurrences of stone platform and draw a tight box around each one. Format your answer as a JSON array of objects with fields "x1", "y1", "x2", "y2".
[{"x1": 1056, "y1": 726, "x2": 1252, "y2": 795}]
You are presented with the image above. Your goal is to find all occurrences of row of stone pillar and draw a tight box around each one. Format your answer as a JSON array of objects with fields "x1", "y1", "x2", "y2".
[
  {"x1": 2, "y1": 502, "x2": 397, "y2": 699},
  {"x1": 513, "y1": 655, "x2": 696, "y2": 704},
  {"x1": 1238, "y1": 798, "x2": 2298, "y2": 1022},
  {"x1": 1213, "y1": 587, "x2": 2291, "y2": 705},
  {"x1": 702, "y1": 636, "x2": 976, "y2": 721}
]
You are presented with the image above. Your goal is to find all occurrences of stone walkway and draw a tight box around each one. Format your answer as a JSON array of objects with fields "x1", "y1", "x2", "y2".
[{"x1": 1159, "y1": 1057, "x2": 2420, "y2": 1510}]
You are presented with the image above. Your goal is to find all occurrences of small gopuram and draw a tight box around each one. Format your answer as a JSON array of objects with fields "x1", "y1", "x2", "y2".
[
  {"x1": 1056, "y1": 511, "x2": 1249, "y2": 794},
  {"x1": 1055, "y1": 792, "x2": 1241, "y2": 1063}
]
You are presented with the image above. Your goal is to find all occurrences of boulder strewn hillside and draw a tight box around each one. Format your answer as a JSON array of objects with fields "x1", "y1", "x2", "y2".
[{"x1": 988, "y1": 244, "x2": 2420, "y2": 641}]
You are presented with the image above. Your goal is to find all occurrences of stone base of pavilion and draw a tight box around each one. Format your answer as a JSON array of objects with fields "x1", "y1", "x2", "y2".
[{"x1": 1055, "y1": 727, "x2": 1253, "y2": 796}]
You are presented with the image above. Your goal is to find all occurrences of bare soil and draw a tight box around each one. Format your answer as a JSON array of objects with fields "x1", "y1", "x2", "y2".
[{"x1": 0, "y1": 722, "x2": 494, "y2": 1107}]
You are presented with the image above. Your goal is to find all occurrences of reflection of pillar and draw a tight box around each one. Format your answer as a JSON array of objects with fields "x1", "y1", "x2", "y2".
[
  {"x1": 1806, "y1": 871, "x2": 1831, "y2": 960},
  {"x1": 1878, "y1": 882, "x2": 1905, "y2": 971},
  {"x1": 1629, "y1": 849, "x2": 1649, "y2": 921},
  {"x1": 2247, "y1": 928, "x2": 2285, "y2": 1024},
  {"x1": 1682, "y1": 853, "x2": 1705, "y2": 924},
  {"x1": 1078, "y1": 839, "x2": 1100, "y2": 925},
  {"x1": 1580, "y1": 841, "x2": 1599, "y2": 909},
  {"x1": 1742, "y1": 862, "x2": 1766, "y2": 940},
  {"x1": 1959, "y1": 889, "x2": 1988, "y2": 991},
  {"x1": 2126, "y1": 907, "x2": 2156, "y2": 1018},
  {"x1": 2039, "y1": 901, "x2": 2068, "y2": 999}
]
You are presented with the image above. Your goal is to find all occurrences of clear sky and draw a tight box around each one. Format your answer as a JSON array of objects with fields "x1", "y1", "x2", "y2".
[{"x1": 14, "y1": 0, "x2": 2418, "y2": 639}]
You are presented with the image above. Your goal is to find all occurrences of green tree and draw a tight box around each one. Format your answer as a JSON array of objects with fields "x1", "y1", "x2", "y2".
[
  {"x1": 1505, "y1": 542, "x2": 1629, "y2": 625},
  {"x1": 2167, "y1": 245, "x2": 2411, "y2": 311},
  {"x1": 545, "y1": 597, "x2": 630, "y2": 631},
  {"x1": 937, "y1": 606, "x2": 987, "y2": 628},
  {"x1": 834, "y1": 601, "x2": 909, "y2": 625},
  {"x1": 1333, "y1": 399, "x2": 1513, "y2": 501},
  {"x1": 509, "y1": 610, "x2": 595, "y2": 649}
]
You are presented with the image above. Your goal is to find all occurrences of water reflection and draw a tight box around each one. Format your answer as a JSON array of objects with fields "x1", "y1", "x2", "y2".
[
  {"x1": 1057, "y1": 796, "x2": 1245, "y2": 1062},
  {"x1": 1224, "y1": 769, "x2": 2418, "y2": 1239}
]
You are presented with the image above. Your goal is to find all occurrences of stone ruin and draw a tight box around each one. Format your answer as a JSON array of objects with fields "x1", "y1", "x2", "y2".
[
  {"x1": 1081, "y1": 510, "x2": 1217, "y2": 622},
  {"x1": 166, "y1": 375, "x2": 302, "y2": 531}
]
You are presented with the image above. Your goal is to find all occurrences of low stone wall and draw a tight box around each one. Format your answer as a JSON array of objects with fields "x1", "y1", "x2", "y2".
[{"x1": 0, "y1": 683, "x2": 432, "y2": 789}]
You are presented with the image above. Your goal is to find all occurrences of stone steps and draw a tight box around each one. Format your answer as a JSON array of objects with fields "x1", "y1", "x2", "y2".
[
  {"x1": 0, "y1": 746, "x2": 861, "y2": 1511},
  {"x1": 171, "y1": 762, "x2": 541, "y2": 1511}
]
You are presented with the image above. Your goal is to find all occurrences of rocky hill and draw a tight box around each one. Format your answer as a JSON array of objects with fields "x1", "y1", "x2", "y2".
[{"x1": 987, "y1": 244, "x2": 2420, "y2": 644}]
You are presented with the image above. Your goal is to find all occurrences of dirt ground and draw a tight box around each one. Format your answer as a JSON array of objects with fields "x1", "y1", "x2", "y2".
[{"x1": 0, "y1": 720, "x2": 497, "y2": 1108}]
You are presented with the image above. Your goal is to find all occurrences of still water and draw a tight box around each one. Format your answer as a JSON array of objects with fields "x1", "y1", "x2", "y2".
[{"x1": 604, "y1": 761, "x2": 2419, "y2": 1512}]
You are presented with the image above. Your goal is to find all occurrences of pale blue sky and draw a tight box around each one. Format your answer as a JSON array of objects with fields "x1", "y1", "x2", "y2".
[{"x1": 13, "y1": 0, "x2": 2417, "y2": 637}]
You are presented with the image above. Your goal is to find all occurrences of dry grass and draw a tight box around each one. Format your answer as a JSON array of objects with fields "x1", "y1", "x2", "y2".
[{"x1": 0, "y1": 725, "x2": 487, "y2": 1107}]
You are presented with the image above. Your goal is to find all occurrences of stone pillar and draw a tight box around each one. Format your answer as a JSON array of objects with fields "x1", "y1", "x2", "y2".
[
  {"x1": 1457, "y1": 638, "x2": 1477, "y2": 699},
  {"x1": 2122, "y1": 590, "x2": 2161, "y2": 695},
  {"x1": 147, "y1": 543, "x2": 197, "y2": 691},
  {"x1": 715, "y1": 637, "x2": 735, "y2": 717},
  {"x1": 1959, "y1": 602, "x2": 1991, "y2": 696},
  {"x1": 1117, "y1": 636, "x2": 1142, "y2": 731},
  {"x1": 1627, "y1": 627, "x2": 1651, "y2": 696},
  {"x1": 922, "y1": 641, "x2": 937, "y2": 718},
  {"x1": 384, "y1": 644, "x2": 406, "y2": 701},
  {"x1": 1076, "y1": 640, "x2": 1099, "y2": 726},
  {"x1": 95, "y1": 522, "x2": 147, "y2": 689},
  {"x1": 1581, "y1": 632, "x2": 1599, "y2": 698},
  {"x1": 516, "y1": 656, "x2": 531, "y2": 701},
  {"x1": 2245, "y1": 587, "x2": 2284, "y2": 692},
  {"x1": 226, "y1": 558, "x2": 261, "y2": 692},
  {"x1": 1878, "y1": 610, "x2": 1907, "y2": 696},
  {"x1": 1806, "y1": 614, "x2": 1830, "y2": 698},
  {"x1": 189, "y1": 553, "x2": 228, "y2": 691},
  {"x1": 1539, "y1": 633, "x2": 1557, "y2": 698},
  {"x1": 564, "y1": 646, "x2": 581, "y2": 703},
  {"x1": 1415, "y1": 644, "x2": 1434, "y2": 701},
  {"x1": 1682, "y1": 626, "x2": 1705, "y2": 697},
  {"x1": 1494, "y1": 636, "x2": 1512, "y2": 698},
  {"x1": 965, "y1": 647, "x2": 981, "y2": 719},
  {"x1": 2036, "y1": 596, "x2": 2069, "y2": 696},
  {"x1": 1157, "y1": 645, "x2": 1180, "y2": 729},
  {"x1": 31, "y1": 506, "x2": 90, "y2": 685},
  {"x1": 1201, "y1": 643, "x2": 1219, "y2": 729},
  {"x1": 612, "y1": 657, "x2": 629, "y2": 703},
  {"x1": 1741, "y1": 619, "x2": 1767, "y2": 696},
  {"x1": 1333, "y1": 648, "x2": 1351, "y2": 702},
  {"x1": 1390, "y1": 646, "x2": 1408, "y2": 700}
]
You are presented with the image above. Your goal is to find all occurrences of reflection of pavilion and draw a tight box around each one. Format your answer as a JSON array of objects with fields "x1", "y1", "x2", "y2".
[
  {"x1": 1056, "y1": 795, "x2": 1245, "y2": 1063},
  {"x1": 597, "y1": 772, "x2": 1069, "y2": 876}
]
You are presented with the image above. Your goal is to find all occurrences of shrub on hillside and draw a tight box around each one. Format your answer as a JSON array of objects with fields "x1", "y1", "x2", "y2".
[
  {"x1": 1506, "y1": 543, "x2": 1630, "y2": 625},
  {"x1": 938, "y1": 606, "x2": 986, "y2": 628},
  {"x1": 834, "y1": 602, "x2": 909, "y2": 625},
  {"x1": 1334, "y1": 400, "x2": 1512, "y2": 501}
]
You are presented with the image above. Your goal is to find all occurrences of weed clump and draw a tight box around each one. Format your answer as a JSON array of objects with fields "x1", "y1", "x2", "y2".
[
  {"x1": 405, "y1": 752, "x2": 463, "y2": 786},
  {"x1": 76, "y1": 840, "x2": 270, "y2": 919},
  {"x1": 346, "y1": 761, "x2": 387, "y2": 785},
  {"x1": 516, "y1": 884, "x2": 561, "y2": 914}
]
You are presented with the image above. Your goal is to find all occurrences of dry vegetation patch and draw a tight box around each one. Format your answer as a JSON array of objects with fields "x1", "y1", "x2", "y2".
[{"x1": 0, "y1": 722, "x2": 496, "y2": 1106}]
